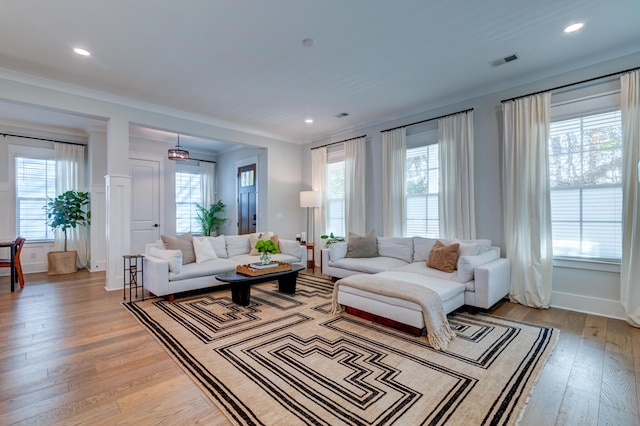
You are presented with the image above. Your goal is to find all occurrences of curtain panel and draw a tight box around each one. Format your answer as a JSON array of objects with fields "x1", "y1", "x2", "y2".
[
  {"x1": 382, "y1": 128, "x2": 407, "y2": 237},
  {"x1": 620, "y1": 70, "x2": 640, "y2": 327},
  {"x1": 502, "y1": 93, "x2": 553, "y2": 308},
  {"x1": 199, "y1": 161, "x2": 216, "y2": 208},
  {"x1": 54, "y1": 142, "x2": 89, "y2": 268},
  {"x1": 344, "y1": 137, "x2": 366, "y2": 236},
  {"x1": 311, "y1": 147, "x2": 327, "y2": 267},
  {"x1": 438, "y1": 111, "x2": 476, "y2": 240}
]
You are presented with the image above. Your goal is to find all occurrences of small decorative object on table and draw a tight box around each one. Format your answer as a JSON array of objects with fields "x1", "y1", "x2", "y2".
[{"x1": 255, "y1": 239, "x2": 278, "y2": 265}]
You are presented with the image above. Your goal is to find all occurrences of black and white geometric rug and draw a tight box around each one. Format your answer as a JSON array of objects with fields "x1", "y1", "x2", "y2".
[{"x1": 124, "y1": 275, "x2": 557, "y2": 425}]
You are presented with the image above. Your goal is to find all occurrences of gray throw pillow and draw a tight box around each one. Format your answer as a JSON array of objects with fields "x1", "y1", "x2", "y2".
[
  {"x1": 161, "y1": 232, "x2": 196, "y2": 264},
  {"x1": 346, "y1": 230, "x2": 378, "y2": 258}
]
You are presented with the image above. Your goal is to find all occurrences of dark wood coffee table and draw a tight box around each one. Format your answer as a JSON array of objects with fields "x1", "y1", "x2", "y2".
[{"x1": 215, "y1": 263, "x2": 305, "y2": 306}]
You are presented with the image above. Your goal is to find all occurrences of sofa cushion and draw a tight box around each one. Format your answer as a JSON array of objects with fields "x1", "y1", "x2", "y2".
[
  {"x1": 453, "y1": 249, "x2": 499, "y2": 283},
  {"x1": 149, "y1": 246, "x2": 182, "y2": 273},
  {"x1": 338, "y1": 271, "x2": 465, "y2": 308},
  {"x1": 457, "y1": 238, "x2": 492, "y2": 254},
  {"x1": 206, "y1": 235, "x2": 228, "y2": 258},
  {"x1": 427, "y1": 240, "x2": 459, "y2": 273},
  {"x1": 390, "y1": 261, "x2": 455, "y2": 281},
  {"x1": 193, "y1": 236, "x2": 218, "y2": 263},
  {"x1": 168, "y1": 259, "x2": 238, "y2": 281},
  {"x1": 458, "y1": 242, "x2": 479, "y2": 257},
  {"x1": 161, "y1": 233, "x2": 196, "y2": 264},
  {"x1": 330, "y1": 256, "x2": 407, "y2": 274},
  {"x1": 413, "y1": 237, "x2": 437, "y2": 262},
  {"x1": 377, "y1": 237, "x2": 413, "y2": 263},
  {"x1": 346, "y1": 230, "x2": 378, "y2": 258},
  {"x1": 226, "y1": 234, "x2": 250, "y2": 257},
  {"x1": 329, "y1": 242, "x2": 348, "y2": 261},
  {"x1": 279, "y1": 239, "x2": 301, "y2": 259}
]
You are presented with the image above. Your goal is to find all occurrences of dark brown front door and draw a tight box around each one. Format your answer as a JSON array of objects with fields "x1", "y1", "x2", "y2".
[{"x1": 237, "y1": 164, "x2": 257, "y2": 234}]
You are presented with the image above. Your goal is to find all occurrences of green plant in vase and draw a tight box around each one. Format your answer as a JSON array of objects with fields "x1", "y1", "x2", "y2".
[
  {"x1": 255, "y1": 239, "x2": 278, "y2": 265},
  {"x1": 320, "y1": 232, "x2": 345, "y2": 247}
]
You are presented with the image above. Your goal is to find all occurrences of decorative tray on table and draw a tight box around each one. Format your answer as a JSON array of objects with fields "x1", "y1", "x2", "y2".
[{"x1": 236, "y1": 261, "x2": 293, "y2": 276}]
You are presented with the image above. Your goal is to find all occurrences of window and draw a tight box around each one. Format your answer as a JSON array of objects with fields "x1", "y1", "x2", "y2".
[
  {"x1": 325, "y1": 146, "x2": 345, "y2": 237},
  {"x1": 405, "y1": 130, "x2": 439, "y2": 237},
  {"x1": 549, "y1": 110, "x2": 622, "y2": 261},
  {"x1": 175, "y1": 171, "x2": 202, "y2": 234},
  {"x1": 15, "y1": 156, "x2": 56, "y2": 240}
]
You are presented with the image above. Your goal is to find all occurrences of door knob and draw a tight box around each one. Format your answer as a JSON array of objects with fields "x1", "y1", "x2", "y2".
[{"x1": 153, "y1": 224, "x2": 159, "y2": 227}]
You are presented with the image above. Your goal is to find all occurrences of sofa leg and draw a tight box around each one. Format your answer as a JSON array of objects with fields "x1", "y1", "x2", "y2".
[
  {"x1": 467, "y1": 306, "x2": 479, "y2": 315},
  {"x1": 168, "y1": 294, "x2": 175, "y2": 303}
]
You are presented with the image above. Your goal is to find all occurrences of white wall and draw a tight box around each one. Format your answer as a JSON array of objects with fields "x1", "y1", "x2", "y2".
[{"x1": 303, "y1": 51, "x2": 640, "y2": 319}]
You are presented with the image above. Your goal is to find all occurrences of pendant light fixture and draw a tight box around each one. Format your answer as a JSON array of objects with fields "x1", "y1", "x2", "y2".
[{"x1": 168, "y1": 134, "x2": 189, "y2": 161}]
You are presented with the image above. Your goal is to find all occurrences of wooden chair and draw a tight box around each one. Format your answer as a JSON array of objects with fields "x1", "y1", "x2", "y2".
[{"x1": 0, "y1": 237, "x2": 26, "y2": 289}]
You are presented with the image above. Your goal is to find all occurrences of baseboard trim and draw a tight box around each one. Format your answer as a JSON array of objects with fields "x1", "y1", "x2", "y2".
[{"x1": 550, "y1": 291, "x2": 625, "y2": 320}]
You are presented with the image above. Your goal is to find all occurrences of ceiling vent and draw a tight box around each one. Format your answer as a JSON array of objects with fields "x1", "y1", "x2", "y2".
[
  {"x1": 335, "y1": 112, "x2": 349, "y2": 118},
  {"x1": 490, "y1": 53, "x2": 519, "y2": 67}
]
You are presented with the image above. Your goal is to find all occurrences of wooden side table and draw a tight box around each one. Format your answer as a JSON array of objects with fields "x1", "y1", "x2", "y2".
[
  {"x1": 123, "y1": 254, "x2": 145, "y2": 303},
  {"x1": 303, "y1": 243, "x2": 315, "y2": 272}
]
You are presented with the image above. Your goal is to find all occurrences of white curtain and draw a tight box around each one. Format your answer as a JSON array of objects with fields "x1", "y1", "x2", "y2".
[
  {"x1": 438, "y1": 111, "x2": 476, "y2": 239},
  {"x1": 311, "y1": 147, "x2": 327, "y2": 267},
  {"x1": 620, "y1": 70, "x2": 640, "y2": 327},
  {"x1": 344, "y1": 137, "x2": 366, "y2": 236},
  {"x1": 502, "y1": 93, "x2": 553, "y2": 308},
  {"x1": 200, "y1": 161, "x2": 216, "y2": 208},
  {"x1": 382, "y1": 128, "x2": 406, "y2": 237},
  {"x1": 54, "y1": 142, "x2": 88, "y2": 268}
]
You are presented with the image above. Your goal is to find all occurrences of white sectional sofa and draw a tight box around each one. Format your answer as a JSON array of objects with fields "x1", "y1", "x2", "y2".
[
  {"x1": 144, "y1": 234, "x2": 306, "y2": 300},
  {"x1": 323, "y1": 236, "x2": 511, "y2": 323}
]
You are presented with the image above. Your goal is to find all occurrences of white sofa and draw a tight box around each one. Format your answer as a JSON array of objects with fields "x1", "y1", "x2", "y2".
[
  {"x1": 144, "y1": 234, "x2": 306, "y2": 300},
  {"x1": 323, "y1": 236, "x2": 511, "y2": 324}
]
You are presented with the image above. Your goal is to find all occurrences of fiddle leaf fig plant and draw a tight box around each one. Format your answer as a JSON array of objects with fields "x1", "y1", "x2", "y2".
[{"x1": 45, "y1": 190, "x2": 91, "y2": 251}]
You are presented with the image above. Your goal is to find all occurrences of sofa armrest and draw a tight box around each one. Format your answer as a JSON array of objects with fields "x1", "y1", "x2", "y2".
[
  {"x1": 279, "y1": 239, "x2": 306, "y2": 264},
  {"x1": 143, "y1": 255, "x2": 171, "y2": 297},
  {"x1": 472, "y1": 258, "x2": 511, "y2": 309},
  {"x1": 321, "y1": 248, "x2": 329, "y2": 275}
]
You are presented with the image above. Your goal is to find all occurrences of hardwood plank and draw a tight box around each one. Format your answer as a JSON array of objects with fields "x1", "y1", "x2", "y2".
[
  {"x1": 517, "y1": 363, "x2": 569, "y2": 426},
  {"x1": 554, "y1": 385, "x2": 599, "y2": 426}
]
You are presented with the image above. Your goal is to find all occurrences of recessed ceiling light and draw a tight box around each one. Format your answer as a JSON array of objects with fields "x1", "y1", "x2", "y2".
[
  {"x1": 563, "y1": 22, "x2": 584, "y2": 33},
  {"x1": 305, "y1": 118, "x2": 314, "y2": 124},
  {"x1": 302, "y1": 38, "x2": 314, "y2": 47},
  {"x1": 73, "y1": 47, "x2": 91, "y2": 56}
]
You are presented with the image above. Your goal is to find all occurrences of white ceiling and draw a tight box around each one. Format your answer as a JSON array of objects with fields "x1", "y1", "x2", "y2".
[{"x1": 0, "y1": 0, "x2": 639, "y2": 151}]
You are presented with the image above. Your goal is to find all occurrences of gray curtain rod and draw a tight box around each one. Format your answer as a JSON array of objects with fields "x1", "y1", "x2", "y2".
[
  {"x1": 500, "y1": 65, "x2": 640, "y2": 103},
  {"x1": 310, "y1": 134, "x2": 367, "y2": 151},
  {"x1": 381, "y1": 108, "x2": 474, "y2": 133},
  {"x1": 1, "y1": 131, "x2": 86, "y2": 146}
]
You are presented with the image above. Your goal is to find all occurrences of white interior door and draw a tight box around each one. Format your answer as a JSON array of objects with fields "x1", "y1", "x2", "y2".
[{"x1": 130, "y1": 158, "x2": 160, "y2": 255}]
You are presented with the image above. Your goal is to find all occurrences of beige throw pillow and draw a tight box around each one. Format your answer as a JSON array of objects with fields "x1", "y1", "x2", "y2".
[
  {"x1": 426, "y1": 240, "x2": 460, "y2": 273},
  {"x1": 346, "y1": 230, "x2": 378, "y2": 258},
  {"x1": 249, "y1": 232, "x2": 279, "y2": 255},
  {"x1": 161, "y1": 233, "x2": 196, "y2": 264}
]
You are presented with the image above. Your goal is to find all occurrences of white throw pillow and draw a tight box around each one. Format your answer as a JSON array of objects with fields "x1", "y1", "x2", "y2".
[
  {"x1": 148, "y1": 246, "x2": 183, "y2": 274},
  {"x1": 207, "y1": 235, "x2": 227, "y2": 258},
  {"x1": 279, "y1": 239, "x2": 301, "y2": 259},
  {"x1": 458, "y1": 242, "x2": 479, "y2": 257},
  {"x1": 452, "y1": 250, "x2": 499, "y2": 283},
  {"x1": 193, "y1": 236, "x2": 218, "y2": 263},
  {"x1": 226, "y1": 234, "x2": 251, "y2": 257},
  {"x1": 329, "y1": 242, "x2": 348, "y2": 261},
  {"x1": 457, "y1": 238, "x2": 492, "y2": 254},
  {"x1": 377, "y1": 237, "x2": 413, "y2": 263}
]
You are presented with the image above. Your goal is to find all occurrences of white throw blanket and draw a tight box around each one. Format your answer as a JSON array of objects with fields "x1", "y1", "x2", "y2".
[{"x1": 331, "y1": 274, "x2": 455, "y2": 350}]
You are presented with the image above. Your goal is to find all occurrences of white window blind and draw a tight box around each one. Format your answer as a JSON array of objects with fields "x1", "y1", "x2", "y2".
[
  {"x1": 549, "y1": 110, "x2": 622, "y2": 260},
  {"x1": 405, "y1": 143, "x2": 439, "y2": 237},
  {"x1": 175, "y1": 171, "x2": 202, "y2": 234},
  {"x1": 15, "y1": 156, "x2": 57, "y2": 240}
]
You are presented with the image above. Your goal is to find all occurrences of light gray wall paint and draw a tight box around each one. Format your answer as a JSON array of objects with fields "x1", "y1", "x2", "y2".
[{"x1": 303, "y1": 51, "x2": 640, "y2": 318}]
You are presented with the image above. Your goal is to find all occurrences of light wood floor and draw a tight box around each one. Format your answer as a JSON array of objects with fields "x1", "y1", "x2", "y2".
[{"x1": 1, "y1": 270, "x2": 639, "y2": 425}]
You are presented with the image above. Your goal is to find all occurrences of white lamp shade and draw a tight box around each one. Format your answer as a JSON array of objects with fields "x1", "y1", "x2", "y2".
[{"x1": 300, "y1": 191, "x2": 322, "y2": 208}]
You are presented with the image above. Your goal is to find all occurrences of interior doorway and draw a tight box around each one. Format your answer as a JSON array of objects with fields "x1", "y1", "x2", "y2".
[
  {"x1": 130, "y1": 157, "x2": 161, "y2": 254},
  {"x1": 237, "y1": 163, "x2": 257, "y2": 235}
]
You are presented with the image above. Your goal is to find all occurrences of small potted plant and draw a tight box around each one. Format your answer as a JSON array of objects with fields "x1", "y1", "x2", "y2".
[
  {"x1": 45, "y1": 190, "x2": 91, "y2": 275},
  {"x1": 195, "y1": 200, "x2": 227, "y2": 236},
  {"x1": 320, "y1": 232, "x2": 345, "y2": 247},
  {"x1": 255, "y1": 239, "x2": 278, "y2": 265}
]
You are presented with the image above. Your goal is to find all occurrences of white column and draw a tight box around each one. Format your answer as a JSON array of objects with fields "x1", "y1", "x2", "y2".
[{"x1": 105, "y1": 117, "x2": 131, "y2": 291}]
